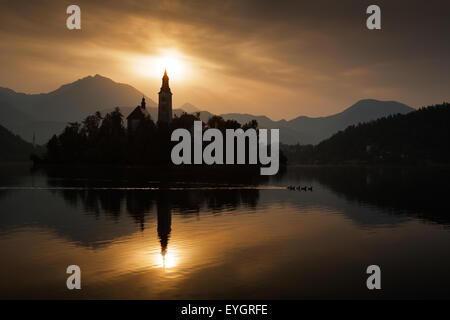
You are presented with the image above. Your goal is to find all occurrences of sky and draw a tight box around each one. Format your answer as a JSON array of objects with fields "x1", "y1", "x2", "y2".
[{"x1": 0, "y1": 0, "x2": 449, "y2": 120}]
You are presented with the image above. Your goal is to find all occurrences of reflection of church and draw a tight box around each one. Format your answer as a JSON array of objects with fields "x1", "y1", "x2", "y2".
[
  {"x1": 126, "y1": 190, "x2": 172, "y2": 260},
  {"x1": 126, "y1": 70, "x2": 173, "y2": 130},
  {"x1": 157, "y1": 192, "x2": 172, "y2": 258}
]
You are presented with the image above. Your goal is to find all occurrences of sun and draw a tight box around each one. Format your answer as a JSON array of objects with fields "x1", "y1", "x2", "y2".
[
  {"x1": 156, "y1": 55, "x2": 182, "y2": 78},
  {"x1": 134, "y1": 49, "x2": 189, "y2": 81}
]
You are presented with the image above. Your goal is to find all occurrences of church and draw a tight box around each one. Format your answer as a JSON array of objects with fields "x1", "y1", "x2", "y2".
[{"x1": 127, "y1": 69, "x2": 173, "y2": 130}]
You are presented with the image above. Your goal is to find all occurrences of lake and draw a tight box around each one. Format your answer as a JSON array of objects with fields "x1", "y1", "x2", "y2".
[{"x1": 0, "y1": 163, "x2": 450, "y2": 299}]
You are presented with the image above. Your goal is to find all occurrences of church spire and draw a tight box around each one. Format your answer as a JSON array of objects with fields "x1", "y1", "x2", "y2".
[
  {"x1": 158, "y1": 69, "x2": 173, "y2": 123},
  {"x1": 161, "y1": 68, "x2": 170, "y2": 91}
]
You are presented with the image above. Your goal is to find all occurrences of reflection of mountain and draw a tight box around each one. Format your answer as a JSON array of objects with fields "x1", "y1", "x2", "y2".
[{"x1": 1, "y1": 74, "x2": 413, "y2": 145}]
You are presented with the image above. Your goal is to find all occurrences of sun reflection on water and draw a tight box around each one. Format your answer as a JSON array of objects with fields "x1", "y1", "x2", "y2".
[{"x1": 156, "y1": 250, "x2": 179, "y2": 269}]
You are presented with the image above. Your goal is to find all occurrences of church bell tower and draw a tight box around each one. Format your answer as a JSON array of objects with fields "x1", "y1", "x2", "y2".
[{"x1": 158, "y1": 69, "x2": 173, "y2": 124}]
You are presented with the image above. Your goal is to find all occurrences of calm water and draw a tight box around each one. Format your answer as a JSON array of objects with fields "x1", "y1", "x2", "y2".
[{"x1": 1, "y1": 164, "x2": 450, "y2": 299}]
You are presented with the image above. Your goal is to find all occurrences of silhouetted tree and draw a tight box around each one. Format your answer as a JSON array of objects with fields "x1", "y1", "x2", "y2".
[{"x1": 42, "y1": 107, "x2": 284, "y2": 169}]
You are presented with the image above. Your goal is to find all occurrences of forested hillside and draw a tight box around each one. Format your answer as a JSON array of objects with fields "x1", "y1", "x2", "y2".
[{"x1": 283, "y1": 103, "x2": 450, "y2": 165}]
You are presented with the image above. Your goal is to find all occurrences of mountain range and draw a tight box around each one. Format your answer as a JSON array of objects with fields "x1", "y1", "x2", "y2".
[{"x1": 0, "y1": 74, "x2": 414, "y2": 145}]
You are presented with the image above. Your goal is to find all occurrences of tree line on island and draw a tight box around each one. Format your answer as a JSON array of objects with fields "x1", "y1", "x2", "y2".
[{"x1": 39, "y1": 108, "x2": 284, "y2": 166}]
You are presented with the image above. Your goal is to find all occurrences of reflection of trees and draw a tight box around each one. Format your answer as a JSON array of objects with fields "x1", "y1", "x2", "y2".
[
  {"x1": 19, "y1": 164, "x2": 450, "y2": 228},
  {"x1": 39, "y1": 165, "x2": 272, "y2": 187},
  {"x1": 287, "y1": 166, "x2": 450, "y2": 225},
  {"x1": 51, "y1": 188, "x2": 260, "y2": 224},
  {"x1": 126, "y1": 191, "x2": 154, "y2": 230},
  {"x1": 44, "y1": 171, "x2": 261, "y2": 255},
  {"x1": 41, "y1": 166, "x2": 261, "y2": 228}
]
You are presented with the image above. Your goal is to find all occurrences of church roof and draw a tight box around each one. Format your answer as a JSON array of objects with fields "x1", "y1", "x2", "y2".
[{"x1": 127, "y1": 105, "x2": 150, "y2": 120}]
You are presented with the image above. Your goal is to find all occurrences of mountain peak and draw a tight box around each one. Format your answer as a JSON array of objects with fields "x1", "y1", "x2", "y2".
[
  {"x1": 3, "y1": 75, "x2": 157, "y2": 127},
  {"x1": 179, "y1": 102, "x2": 200, "y2": 113},
  {"x1": 75, "y1": 74, "x2": 113, "y2": 83},
  {"x1": 343, "y1": 99, "x2": 414, "y2": 115}
]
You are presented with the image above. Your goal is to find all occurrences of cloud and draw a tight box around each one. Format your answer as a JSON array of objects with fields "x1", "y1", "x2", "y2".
[{"x1": 0, "y1": 0, "x2": 449, "y2": 119}]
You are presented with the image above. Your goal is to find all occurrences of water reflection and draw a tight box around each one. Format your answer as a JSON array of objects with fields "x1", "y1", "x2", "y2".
[
  {"x1": 157, "y1": 191, "x2": 171, "y2": 267},
  {"x1": 276, "y1": 166, "x2": 450, "y2": 226},
  {"x1": 1, "y1": 164, "x2": 450, "y2": 298}
]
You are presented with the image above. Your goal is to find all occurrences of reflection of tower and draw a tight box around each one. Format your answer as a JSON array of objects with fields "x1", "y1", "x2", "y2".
[
  {"x1": 157, "y1": 192, "x2": 172, "y2": 258},
  {"x1": 158, "y1": 69, "x2": 173, "y2": 124}
]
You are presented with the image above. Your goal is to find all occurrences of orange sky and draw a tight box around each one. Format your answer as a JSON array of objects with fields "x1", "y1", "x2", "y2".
[{"x1": 0, "y1": 0, "x2": 449, "y2": 120}]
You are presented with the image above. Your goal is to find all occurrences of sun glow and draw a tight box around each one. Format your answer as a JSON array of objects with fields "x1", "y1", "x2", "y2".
[
  {"x1": 134, "y1": 49, "x2": 189, "y2": 80},
  {"x1": 157, "y1": 251, "x2": 179, "y2": 269}
]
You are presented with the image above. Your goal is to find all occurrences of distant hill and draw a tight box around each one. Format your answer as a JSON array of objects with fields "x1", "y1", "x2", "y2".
[
  {"x1": 0, "y1": 88, "x2": 34, "y2": 129},
  {"x1": 0, "y1": 75, "x2": 157, "y2": 144},
  {"x1": 13, "y1": 74, "x2": 157, "y2": 121},
  {"x1": 215, "y1": 99, "x2": 414, "y2": 145},
  {"x1": 0, "y1": 75, "x2": 413, "y2": 145},
  {"x1": 0, "y1": 124, "x2": 38, "y2": 162},
  {"x1": 283, "y1": 103, "x2": 450, "y2": 164},
  {"x1": 179, "y1": 102, "x2": 200, "y2": 113},
  {"x1": 218, "y1": 113, "x2": 301, "y2": 145}
]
